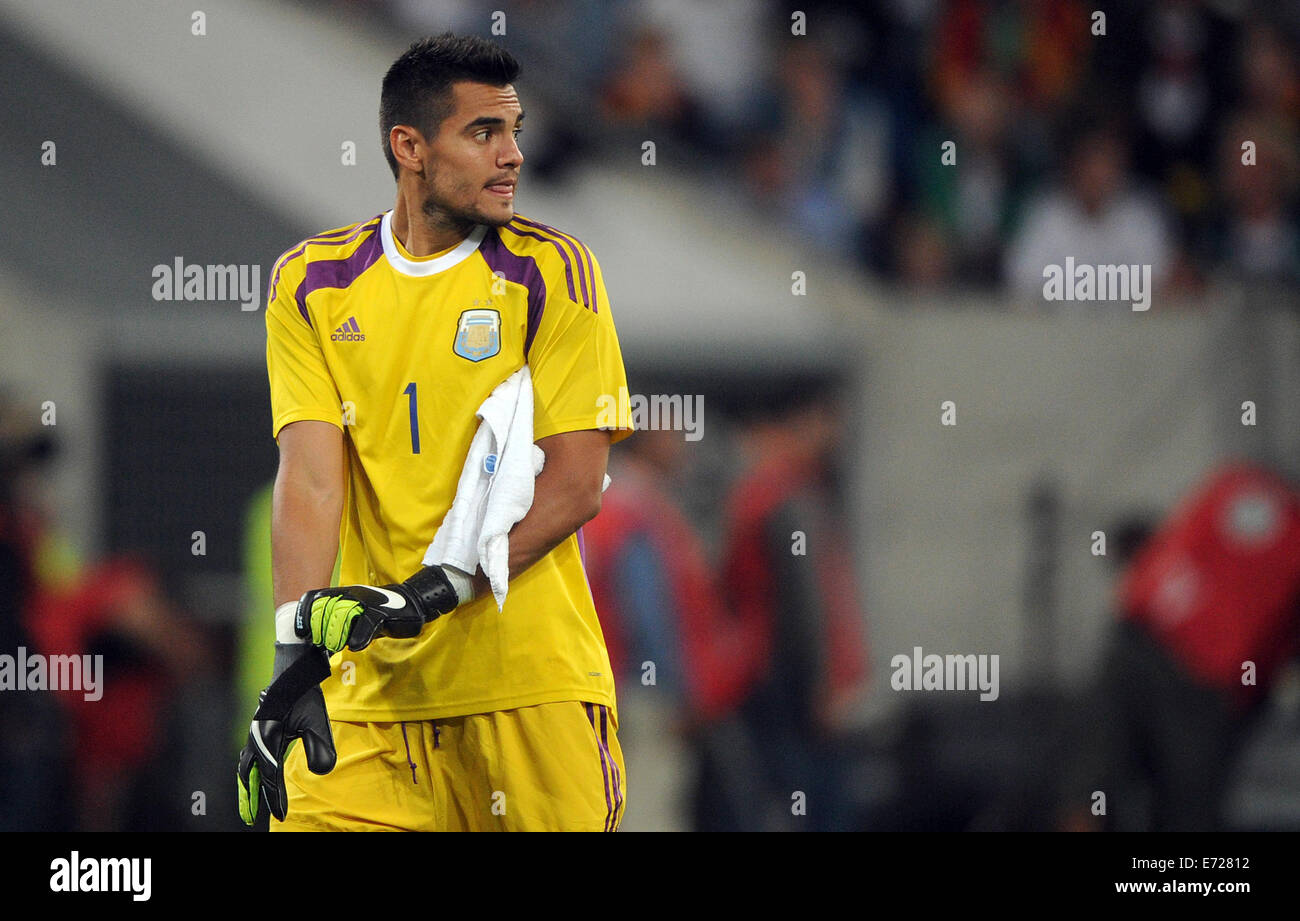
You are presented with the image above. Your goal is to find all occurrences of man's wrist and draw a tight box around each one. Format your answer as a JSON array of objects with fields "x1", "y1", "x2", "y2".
[
  {"x1": 469, "y1": 569, "x2": 490, "y2": 599},
  {"x1": 441, "y1": 565, "x2": 477, "y2": 606},
  {"x1": 275, "y1": 601, "x2": 304, "y2": 644}
]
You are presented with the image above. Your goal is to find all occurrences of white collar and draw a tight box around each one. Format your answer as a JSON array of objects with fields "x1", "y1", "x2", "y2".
[{"x1": 380, "y1": 210, "x2": 486, "y2": 277}]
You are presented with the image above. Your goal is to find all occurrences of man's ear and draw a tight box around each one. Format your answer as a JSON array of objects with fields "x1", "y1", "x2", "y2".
[{"x1": 390, "y1": 124, "x2": 427, "y2": 175}]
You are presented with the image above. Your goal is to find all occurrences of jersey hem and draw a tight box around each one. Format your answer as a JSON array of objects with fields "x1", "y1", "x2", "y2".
[
  {"x1": 273, "y1": 408, "x2": 345, "y2": 440},
  {"x1": 535, "y1": 417, "x2": 635, "y2": 444},
  {"x1": 324, "y1": 687, "x2": 618, "y2": 723}
]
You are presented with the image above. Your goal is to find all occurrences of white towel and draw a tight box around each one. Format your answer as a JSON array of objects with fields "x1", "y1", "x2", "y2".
[{"x1": 424, "y1": 364, "x2": 543, "y2": 610}]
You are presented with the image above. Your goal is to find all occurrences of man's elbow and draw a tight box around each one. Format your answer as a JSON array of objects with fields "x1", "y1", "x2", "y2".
[
  {"x1": 278, "y1": 467, "x2": 334, "y2": 500},
  {"x1": 560, "y1": 477, "x2": 603, "y2": 534},
  {"x1": 574, "y1": 486, "x2": 602, "y2": 530},
  {"x1": 275, "y1": 463, "x2": 344, "y2": 518}
]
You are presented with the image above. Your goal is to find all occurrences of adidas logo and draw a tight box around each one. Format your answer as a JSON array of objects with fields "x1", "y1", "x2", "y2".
[{"x1": 331, "y1": 316, "x2": 366, "y2": 342}]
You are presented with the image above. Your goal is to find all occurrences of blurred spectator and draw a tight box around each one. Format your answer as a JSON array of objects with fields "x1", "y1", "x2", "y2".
[
  {"x1": 27, "y1": 558, "x2": 209, "y2": 830},
  {"x1": 930, "y1": 0, "x2": 1091, "y2": 119},
  {"x1": 1211, "y1": 109, "x2": 1300, "y2": 283},
  {"x1": 700, "y1": 379, "x2": 869, "y2": 831},
  {"x1": 1238, "y1": 20, "x2": 1300, "y2": 126},
  {"x1": 599, "y1": 25, "x2": 701, "y2": 143},
  {"x1": 0, "y1": 388, "x2": 213, "y2": 831},
  {"x1": 1136, "y1": 2, "x2": 1214, "y2": 163},
  {"x1": 910, "y1": 67, "x2": 1024, "y2": 285},
  {"x1": 631, "y1": 0, "x2": 770, "y2": 139},
  {"x1": 0, "y1": 392, "x2": 73, "y2": 831},
  {"x1": 928, "y1": 0, "x2": 1092, "y2": 185},
  {"x1": 743, "y1": 37, "x2": 892, "y2": 261},
  {"x1": 1125, "y1": 0, "x2": 1233, "y2": 277},
  {"x1": 1060, "y1": 462, "x2": 1300, "y2": 831},
  {"x1": 1004, "y1": 118, "x2": 1175, "y2": 301},
  {"x1": 583, "y1": 427, "x2": 744, "y2": 830},
  {"x1": 894, "y1": 210, "x2": 955, "y2": 289}
]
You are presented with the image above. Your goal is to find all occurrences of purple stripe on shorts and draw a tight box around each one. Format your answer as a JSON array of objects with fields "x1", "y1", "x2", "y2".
[
  {"x1": 599, "y1": 705, "x2": 623, "y2": 828},
  {"x1": 512, "y1": 217, "x2": 592, "y2": 312},
  {"x1": 478, "y1": 227, "x2": 548, "y2": 355},
  {"x1": 505, "y1": 223, "x2": 578, "y2": 304},
  {"x1": 585, "y1": 702, "x2": 614, "y2": 831},
  {"x1": 293, "y1": 227, "x2": 384, "y2": 323}
]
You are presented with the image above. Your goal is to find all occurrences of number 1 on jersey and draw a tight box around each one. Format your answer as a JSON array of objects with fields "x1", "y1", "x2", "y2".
[{"x1": 404, "y1": 381, "x2": 420, "y2": 454}]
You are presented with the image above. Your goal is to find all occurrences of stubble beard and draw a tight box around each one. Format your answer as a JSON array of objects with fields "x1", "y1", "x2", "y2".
[{"x1": 418, "y1": 165, "x2": 511, "y2": 233}]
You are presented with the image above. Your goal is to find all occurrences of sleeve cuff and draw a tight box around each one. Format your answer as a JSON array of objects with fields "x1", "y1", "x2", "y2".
[{"x1": 272, "y1": 409, "x2": 345, "y2": 440}]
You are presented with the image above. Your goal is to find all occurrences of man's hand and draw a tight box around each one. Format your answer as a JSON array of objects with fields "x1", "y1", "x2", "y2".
[
  {"x1": 236, "y1": 641, "x2": 334, "y2": 825},
  {"x1": 297, "y1": 564, "x2": 468, "y2": 653}
]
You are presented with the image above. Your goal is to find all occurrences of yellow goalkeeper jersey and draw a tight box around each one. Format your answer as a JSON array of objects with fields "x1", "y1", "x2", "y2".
[{"x1": 265, "y1": 210, "x2": 632, "y2": 721}]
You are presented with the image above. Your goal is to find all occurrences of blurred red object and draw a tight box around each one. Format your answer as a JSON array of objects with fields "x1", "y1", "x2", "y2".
[
  {"x1": 1119, "y1": 461, "x2": 1300, "y2": 706},
  {"x1": 722, "y1": 452, "x2": 868, "y2": 731},
  {"x1": 584, "y1": 462, "x2": 754, "y2": 723}
]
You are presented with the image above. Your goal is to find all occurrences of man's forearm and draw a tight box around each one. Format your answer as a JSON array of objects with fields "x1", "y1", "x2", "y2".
[
  {"x1": 271, "y1": 475, "x2": 343, "y2": 609},
  {"x1": 452, "y1": 430, "x2": 609, "y2": 597},
  {"x1": 498, "y1": 470, "x2": 599, "y2": 584}
]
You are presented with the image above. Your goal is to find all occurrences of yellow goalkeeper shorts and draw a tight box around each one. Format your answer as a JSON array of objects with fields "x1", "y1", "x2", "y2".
[{"x1": 272, "y1": 701, "x2": 626, "y2": 831}]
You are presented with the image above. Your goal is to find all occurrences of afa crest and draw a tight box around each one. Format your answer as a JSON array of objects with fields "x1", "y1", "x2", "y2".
[{"x1": 453, "y1": 308, "x2": 501, "y2": 362}]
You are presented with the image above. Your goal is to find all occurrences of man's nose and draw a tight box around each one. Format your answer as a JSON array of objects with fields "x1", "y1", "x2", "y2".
[{"x1": 502, "y1": 137, "x2": 523, "y2": 168}]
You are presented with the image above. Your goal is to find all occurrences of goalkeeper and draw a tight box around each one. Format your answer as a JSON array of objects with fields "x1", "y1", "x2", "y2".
[{"x1": 237, "y1": 33, "x2": 632, "y2": 831}]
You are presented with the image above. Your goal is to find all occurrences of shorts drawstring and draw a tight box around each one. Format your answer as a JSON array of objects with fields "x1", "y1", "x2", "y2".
[
  {"x1": 400, "y1": 721, "x2": 418, "y2": 785},
  {"x1": 433, "y1": 722, "x2": 440, "y2": 749}
]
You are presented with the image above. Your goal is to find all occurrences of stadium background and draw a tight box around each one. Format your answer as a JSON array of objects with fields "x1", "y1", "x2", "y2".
[{"x1": 0, "y1": 0, "x2": 1298, "y2": 831}]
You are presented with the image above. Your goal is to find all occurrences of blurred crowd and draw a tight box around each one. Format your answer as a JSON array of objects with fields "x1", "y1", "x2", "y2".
[
  {"x1": 580, "y1": 383, "x2": 1300, "y2": 831},
  {"x1": 0, "y1": 392, "x2": 217, "y2": 831},
  {"x1": 5, "y1": 374, "x2": 1300, "y2": 830},
  {"x1": 347, "y1": 0, "x2": 1300, "y2": 298},
  {"x1": 582, "y1": 377, "x2": 871, "y2": 830}
]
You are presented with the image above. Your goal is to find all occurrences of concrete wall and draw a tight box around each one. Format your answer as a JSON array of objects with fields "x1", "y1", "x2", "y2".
[{"x1": 851, "y1": 291, "x2": 1299, "y2": 717}]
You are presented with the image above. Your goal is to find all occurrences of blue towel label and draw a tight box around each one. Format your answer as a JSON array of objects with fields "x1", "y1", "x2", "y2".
[{"x1": 484, "y1": 453, "x2": 497, "y2": 475}]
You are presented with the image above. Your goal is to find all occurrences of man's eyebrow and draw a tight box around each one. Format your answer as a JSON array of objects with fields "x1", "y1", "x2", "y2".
[{"x1": 463, "y1": 110, "x2": 526, "y2": 131}]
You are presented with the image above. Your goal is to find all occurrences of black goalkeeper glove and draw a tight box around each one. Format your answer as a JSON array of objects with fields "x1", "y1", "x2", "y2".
[
  {"x1": 236, "y1": 639, "x2": 334, "y2": 825},
  {"x1": 235, "y1": 566, "x2": 465, "y2": 825},
  {"x1": 295, "y1": 564, "x2": 466, "y2": 653}
]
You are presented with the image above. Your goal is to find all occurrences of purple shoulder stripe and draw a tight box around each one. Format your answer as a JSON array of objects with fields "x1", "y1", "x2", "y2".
[
  {"x1": 292, "y1": 226, "x2": 384, "y2": 326},
  {"x1": 510, "y1": 217, "x2": 596, "y2": 313},
  {"x1": 501, "y1": 222, "x2": 585, "y2": 305},
  {"x1": 269, "y1": 216, "x2": 384, "y2": 319},
  {"x1": 504, "y1": 223, "x2": 576, "y2": 305},
  {"x1": 512, "y1": 217, "x2": 598, "y2": 314},
  {"x1": 478, "y1": 227, "x2": 548, "y2": 355}
]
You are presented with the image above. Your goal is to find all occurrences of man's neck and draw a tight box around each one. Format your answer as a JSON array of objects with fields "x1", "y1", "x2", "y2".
[{"x1": 391, "y1": 189, "x2": 474, "y2": 256}]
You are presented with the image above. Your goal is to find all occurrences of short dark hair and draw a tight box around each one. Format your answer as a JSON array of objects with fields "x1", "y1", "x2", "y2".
[{"x1": 379, "y1": 33, "x2": 521, "y2": 180}]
